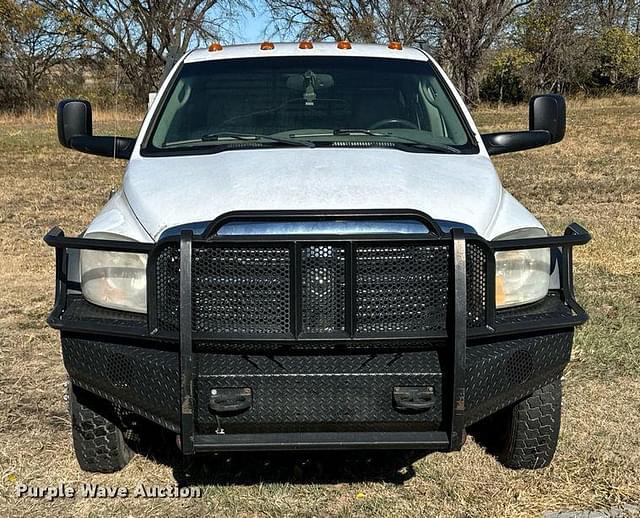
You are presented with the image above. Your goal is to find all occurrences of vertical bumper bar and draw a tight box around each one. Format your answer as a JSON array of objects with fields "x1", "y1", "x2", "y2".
[
  {"x1": 450, "y1": 229, "x2": 467, "y2": 450},
  {"x1": 179, "y1": 230, "x2": 195, "y2": 454}
]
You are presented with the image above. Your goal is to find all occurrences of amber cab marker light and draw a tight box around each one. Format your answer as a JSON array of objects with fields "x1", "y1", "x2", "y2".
[
  {"x1": 337, "y1": 40, "x2": 352, "y2": 49},
  {"x1": 299, "y1": 40, "x2": 314, "y2": 49},
  {"x1": 388, "y1": 41, "x2": 403, "y2": 50},
  {"x1": 260, "y1": 41, "x2": 275, "y2": 50},
  {"x1": 208, "y1": 42, "x2": 223, "y2": 52}
]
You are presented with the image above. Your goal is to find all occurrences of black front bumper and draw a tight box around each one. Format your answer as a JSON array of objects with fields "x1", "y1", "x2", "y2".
[
  {"x1": 45, "y1": 210, "x2": 590, "y2": 453},
  {"x1": 61, "y1": 328, "x2": 573, "y2": 451}
]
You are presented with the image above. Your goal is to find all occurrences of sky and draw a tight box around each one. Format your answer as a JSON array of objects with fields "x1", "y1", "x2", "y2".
[{"x1": 236, "y1": 10, "x2": 271, "y2": 43}]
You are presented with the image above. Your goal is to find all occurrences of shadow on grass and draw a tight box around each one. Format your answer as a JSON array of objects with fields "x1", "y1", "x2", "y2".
[{"x1": 133, "y1": 425, "x2": 429, "y2": 487}]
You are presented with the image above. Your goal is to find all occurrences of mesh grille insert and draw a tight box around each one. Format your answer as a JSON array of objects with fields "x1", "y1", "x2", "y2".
[
  {"x1": 155, "y1": 246, "x2": 180, "y2": 332},
  {"x1": 300, "y1": 245, "x2": 347, "y2": 334},
  {"x1": 192, "y1": 246, "x2": 290, "y2": 335},
  {"x1": 466, "y1": 242, "x2": 488, "y2": 327},
  {"x1": 355, "y1": 244, "x2": 450, "y2": 334},
  {"x1": 152, "y1": 237, "x2": 489, "y2": 337}
]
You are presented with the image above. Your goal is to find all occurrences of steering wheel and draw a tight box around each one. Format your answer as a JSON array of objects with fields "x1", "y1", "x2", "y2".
[{"x1": 369, "y1": 118, "x2": 419, "y2": 130}]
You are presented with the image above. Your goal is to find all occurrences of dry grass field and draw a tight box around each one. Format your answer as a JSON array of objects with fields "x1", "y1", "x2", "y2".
[{"x1": 0, "y1": 97, "x2": 639, "y2": 517}]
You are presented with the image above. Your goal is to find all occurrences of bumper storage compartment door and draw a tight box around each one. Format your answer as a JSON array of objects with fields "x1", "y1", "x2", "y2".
[{"x1": 194, "y1": 348, "x2": 445, "y2": 434}]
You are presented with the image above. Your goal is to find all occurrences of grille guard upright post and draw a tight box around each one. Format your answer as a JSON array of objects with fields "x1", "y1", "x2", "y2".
[
  {"x1": 450, "y1": 228, "x2": 467, "y2": 450},
  {"x1": 179, "y1": 230, "x2": 195, "y2": 454}
]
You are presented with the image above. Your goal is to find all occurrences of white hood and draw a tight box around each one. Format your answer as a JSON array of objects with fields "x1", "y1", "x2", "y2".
[{"x1": 122, "y1": 148, "x2": 505, "y2": 240}]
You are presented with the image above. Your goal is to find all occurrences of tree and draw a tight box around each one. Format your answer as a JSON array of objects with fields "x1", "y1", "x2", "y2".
[
  {"x1": 480, "y1": 47, "x2": 535, "y2": 103},
  {"x1": 37, "y1": 0, "x2": 246, "y2": 103},
  {"x1": 266, "y1": 0, "x2": 431, "y2": 43},
  {"x1": 594, "y1": 26, "x2": 640, "y2": 91},
  {"x1": 425, "y1": 0, "x2": 532, "y2": 103},
  {"x1": 588, "y1": 0, "x2": 640, "y2": 30},
  {"x1": 0, "y1": 0, "x2": 79, "y2": 107}
]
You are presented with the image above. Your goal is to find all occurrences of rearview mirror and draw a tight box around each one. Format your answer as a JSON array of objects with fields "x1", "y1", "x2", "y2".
[
  {"x1": 481, "y1": 94, "x2": 566, "y2": 156},
  {"x1": 56, "y1": 99, "x2": 135, "y2": 159},
  {"x1": 285, "y1": 72, "x2": 334, "y2": 91}
]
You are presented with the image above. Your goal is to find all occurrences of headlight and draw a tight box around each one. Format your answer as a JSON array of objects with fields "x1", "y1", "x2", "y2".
[
  {"x1": 80, "y1": 232, "x2": 147, "y2": 313},
  {"x1": 494, "y1": 228, "x2": 550, "y2": 309}
]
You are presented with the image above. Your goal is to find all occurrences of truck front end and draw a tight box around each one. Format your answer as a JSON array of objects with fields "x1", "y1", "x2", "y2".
[{"x1": 46, "y1": 43, "x2": 590, "y2": 472}]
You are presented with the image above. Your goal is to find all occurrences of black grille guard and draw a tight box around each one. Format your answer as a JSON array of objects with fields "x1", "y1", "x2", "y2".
[{"x1": 44, "y1": 209, "x2": 591, "y2": 453}]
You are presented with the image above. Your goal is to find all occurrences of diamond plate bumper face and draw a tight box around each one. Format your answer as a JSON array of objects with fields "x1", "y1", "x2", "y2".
[{"x1": 61, "y1": 330, "x2": 573, "y2": 440}]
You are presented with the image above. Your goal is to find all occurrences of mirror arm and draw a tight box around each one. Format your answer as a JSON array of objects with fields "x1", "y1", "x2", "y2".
[
  {"x1": 69, "y1": 135, "x2": 135, "y2": 159},
  {"x1": 482, "y1": 130, "x2": 551, "y2": 156}
]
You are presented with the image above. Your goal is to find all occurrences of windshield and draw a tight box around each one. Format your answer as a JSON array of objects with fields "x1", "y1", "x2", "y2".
[{"x1": 143, "y1": 56, "x2": 478, "y2": 155}]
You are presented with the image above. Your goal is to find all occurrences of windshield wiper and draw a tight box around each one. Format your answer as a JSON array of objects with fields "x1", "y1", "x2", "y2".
[
  {"x1": 333, "y1": 128, "x2": 382, "y2": 137},
  {"x1": 393, "y1": 141, "x2": 461, "y2": 154},
  {"x1": 335, "y1": 129, "x2": 461, "y2": 153},
  {"x1": 289, "y1": 129, "x2": 460, "y2": 154},
  {"x1": 289, "y1": 129, "x2": 384, "y2": 138},
  {"x1": 201, "y1": 132, "x2": 315, "y2": 148}
]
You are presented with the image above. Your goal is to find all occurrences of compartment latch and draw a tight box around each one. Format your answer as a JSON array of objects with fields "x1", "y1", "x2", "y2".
[
  {"x1": 393, "y1": 386, "x2": 435, "y2": 412},
  {"x1": 209, "y1": 388, "x2": 252, "y2": 414}
]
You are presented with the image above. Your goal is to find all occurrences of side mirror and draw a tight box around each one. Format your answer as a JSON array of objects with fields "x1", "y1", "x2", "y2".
[
  {"x1": 57, "y1": 99, "x2": 92, "y2": 148},
  {"x1": 529, "y1": 94, "x2": 566, "y2": 144},
  {"x1": 56, "y1": 99, "x2": 135, "y2": 159},
  {"x1": 481, "y1": 94, "x2": 566, "y2": 156}
]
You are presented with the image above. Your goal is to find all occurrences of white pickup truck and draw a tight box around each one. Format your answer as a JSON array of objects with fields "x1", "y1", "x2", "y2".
[{"x1": 46, "y1": 41, "x2": 590, "y2": 473}]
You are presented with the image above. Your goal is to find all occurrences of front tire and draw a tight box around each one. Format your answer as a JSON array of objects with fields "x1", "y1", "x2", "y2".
[
  {"x1": 473, "y1": 379, "x2": 562, "y2": 469},
  {"x1": 69, "y1": 385, "x2": 133, "y2": 473}
]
